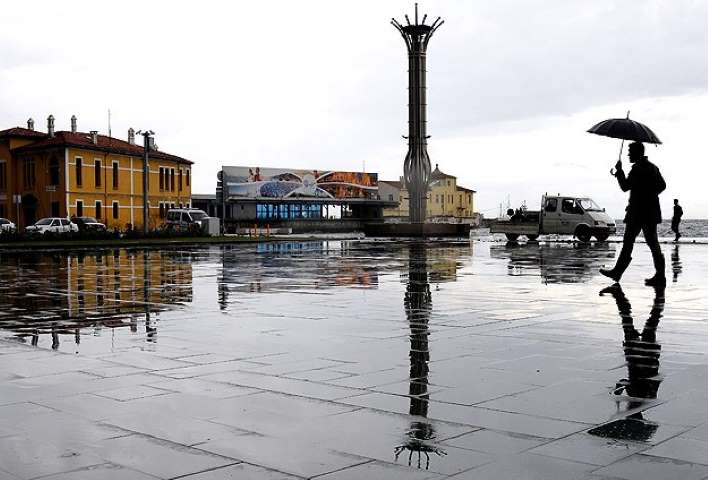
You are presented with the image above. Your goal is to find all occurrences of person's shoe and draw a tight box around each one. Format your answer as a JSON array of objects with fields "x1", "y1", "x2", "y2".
[
  {"x1": 645, "y1": 275, "x2": 666, "y2": 287},
  {"x1": 600, "y1": 268, "x2": 622, "y2": 282}
]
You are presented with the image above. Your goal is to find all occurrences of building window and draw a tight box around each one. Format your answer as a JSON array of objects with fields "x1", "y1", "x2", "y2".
[
  {"x1": 49, "y1": 157, "x2": 60, "y2": 186},
  {"x1": 95, "y1": 200, "x2": 102, "y2": 219},
  {"x1": 112, "y1": 161, "x2": 119, "y2": 189},
  {"x1": 159, "y1": 167, "x2": 164, "y2": 190},
  {"x1": 388, "y1": 194, "x2": 393, "y2": 201},
  {"x1": 76, "y1": 200, "x2": 84, "y2": 217},
  {"x1": 94, "y1": 160, "x2": 102, "y2": 188},
  {"x1": 23, "y1": 158, "x2": 36, "y2": 189},
  {"x1": 112, "y1": 201, "x2": 119, "y2": 219},
  {"x1": 170, "y1": 168, "x2": 175, "y2": 192},
  {"x1": 51, "y1": 201, "x2": 60, "y2": 217},
  {"x1": 0, "y1": 204, "x2": 5, "y2": 217},
  {"x1": 186, "y1": 169, "x2": 190, "y2": 186},
  {"x1": 179, "y1": 169, "x2": 183, "y2": 191},
  {"x1": 0, "y1": 161, "x2": 6, "y2": 191},
  {"x1": 75, "y1": 158, "x2": 83, "y2": 186},
  {"x1": 159, "y1": 203, "x2": 165, "y2": 218}
]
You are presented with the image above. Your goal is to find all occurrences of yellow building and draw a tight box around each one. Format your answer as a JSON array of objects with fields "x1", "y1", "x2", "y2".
[
  {"x1": 0, "y1": 116, "x2": 193, "y2": 230},
  {"x1": 381, "y1": 164, "x2": 476, "y2": 222}
]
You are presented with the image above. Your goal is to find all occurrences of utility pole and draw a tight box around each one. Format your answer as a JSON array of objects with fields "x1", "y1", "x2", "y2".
[{"x1": 136, "y1": 130, "x2": 154, "y2": 234}]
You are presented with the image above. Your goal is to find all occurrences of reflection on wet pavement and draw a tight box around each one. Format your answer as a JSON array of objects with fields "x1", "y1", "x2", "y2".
[{"x1": 1, "y1": 240, "x2": 708, "y2": 479}]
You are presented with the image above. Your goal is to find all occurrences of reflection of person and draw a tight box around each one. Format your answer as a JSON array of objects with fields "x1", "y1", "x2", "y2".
[
  {"x1": 671, "y1": 199, "x2": 683, "y2": 242},
  {"x1": 671, "y1": 245, "x2": 682, "y2": 283},
  {"x1": 600, "y1": 283, "x2": 664, "y2": 412},
  {"x1": 600, "y1": 142, "x2": 666, "y2": 286}
]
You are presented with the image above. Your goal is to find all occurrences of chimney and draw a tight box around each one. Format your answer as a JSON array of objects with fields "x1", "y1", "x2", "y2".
[
  {"x1": 47, "y1": 115, "x2": 55, "y2": 138},
  {"x1": 70, "y1": 115, "x2": 77, "y2": 133},
  {"x1": 27, "y1": 118, "x2": 34, "y2": 131},
  {"x1": 90, "y1": 130, "x2": 98, "y2": 145},
  {"x1": 128, "y1": 127, "x2": 135, "y2": 145}
]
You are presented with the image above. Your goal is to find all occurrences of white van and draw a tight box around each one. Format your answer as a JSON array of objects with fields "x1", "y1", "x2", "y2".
[{"x1": 165, "y1": 208, "x2": 209, "y2": 231}]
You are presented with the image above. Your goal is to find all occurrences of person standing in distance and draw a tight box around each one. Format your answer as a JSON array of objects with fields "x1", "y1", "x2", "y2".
[
  {"x1": 600, "y1": 141, "x2": 667, "y2": 286},
  {"x1": 671, "y1": 199, "x2": 683, "y2": 242}
]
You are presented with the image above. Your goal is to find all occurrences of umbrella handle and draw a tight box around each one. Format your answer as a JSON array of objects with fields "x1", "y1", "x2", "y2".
[{"x1": 611, "y1": 139, "x2": 625, "y2": 176}]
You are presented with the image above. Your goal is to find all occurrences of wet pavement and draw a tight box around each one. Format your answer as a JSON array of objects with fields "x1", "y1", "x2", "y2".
[{"x1": 1, "y1": 240, "x2": 707, "y2": 479}]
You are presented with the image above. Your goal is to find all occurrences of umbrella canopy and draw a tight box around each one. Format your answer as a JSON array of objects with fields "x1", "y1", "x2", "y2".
[{"x1": 588, "y1": 118, "x2": 662, "y2": 145}]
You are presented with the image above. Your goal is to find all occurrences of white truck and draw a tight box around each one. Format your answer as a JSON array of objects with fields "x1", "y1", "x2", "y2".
[{"x1": 490, "y1": 195, "x2": 616, "y2": 242}]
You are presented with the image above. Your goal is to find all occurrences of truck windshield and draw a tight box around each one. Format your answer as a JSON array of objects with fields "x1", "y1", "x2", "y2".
[{"x1": 579, "y1": 199, "x2": 602, "y2": 211}]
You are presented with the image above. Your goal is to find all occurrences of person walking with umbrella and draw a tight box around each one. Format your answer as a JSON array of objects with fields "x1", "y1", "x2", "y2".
[
  {"x1": 599, "y1": 141, "x2": 666, "y2": 285},
  {"x1": 588, "y1": 114, "x2": 667, "y2": 286}
]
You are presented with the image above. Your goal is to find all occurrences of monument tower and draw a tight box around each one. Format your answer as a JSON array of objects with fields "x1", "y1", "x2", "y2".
[{"x1": 392, "y1": 4, "x2": 443, "y2": 223}]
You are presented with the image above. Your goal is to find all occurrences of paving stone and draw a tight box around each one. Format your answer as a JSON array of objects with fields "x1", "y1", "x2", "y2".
[
  {"x1": 594, "y1": 453, "x2": 708, "y2": 480},
  {"x1": 441, "y1": 429, "x2": 546, "y2": 455},
  {"x1": 642, "y1": 436, "x2": 708, "y2": 465},
  {"x1": 446, "y1": 452, "x2": 596, "y2": 479},
  {"x1": 527, "y1": 432, "x2": 650, "y2": 466},
  {"x1": 178, "y1": 463, "x2": 301, "y2": 479},
  {"x1": 36, "y1": 463, "x2": 160, "y2": 479},
  {"x1": 88, "y1": 434, "x2": 236, "y2": 479}
]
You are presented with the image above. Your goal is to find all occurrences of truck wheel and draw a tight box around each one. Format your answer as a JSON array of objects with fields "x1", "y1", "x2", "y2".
[
  {"x1": 505, "y1": 233, "x2": 519, "y2": 241},
  {"x1": 575, "y1": 226, "x2": 591, "y2": 243},
  {"x1": 594, "y1": 233, "x2": 609, "y2": 242},
  {"x1": 526, "y1": 235, "x2": 539, "y2": 241}
]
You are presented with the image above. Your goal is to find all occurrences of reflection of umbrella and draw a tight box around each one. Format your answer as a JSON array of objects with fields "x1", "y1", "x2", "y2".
[{"x1": 587, "y1": 111, "x2": 662, "y2": 174}]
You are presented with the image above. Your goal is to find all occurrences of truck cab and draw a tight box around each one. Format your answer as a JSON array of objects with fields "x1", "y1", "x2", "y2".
[{"x1": 541, "y1": 195, "x2": 615, "y2": 242}]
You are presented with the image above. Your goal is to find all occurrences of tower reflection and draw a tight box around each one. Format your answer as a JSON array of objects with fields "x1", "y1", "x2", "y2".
[{"x1": 394, "y1": 243, "x2": 446, "y2": 469}]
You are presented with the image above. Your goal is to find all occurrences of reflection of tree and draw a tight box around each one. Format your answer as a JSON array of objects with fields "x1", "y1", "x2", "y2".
[
  {"x1": 395, "y1": 243, "x2": 446, "y2": 469},
  {"x1": 592, "y1": 284, "x2": 665, "y2": 442}
]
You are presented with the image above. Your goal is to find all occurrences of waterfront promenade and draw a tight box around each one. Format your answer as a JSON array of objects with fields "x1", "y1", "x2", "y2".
[{"x1": 1, "y1": 240, "x2": 708, "y2": 479}]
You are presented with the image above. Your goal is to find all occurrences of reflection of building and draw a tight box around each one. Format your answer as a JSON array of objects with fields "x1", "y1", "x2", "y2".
[
  {"x1": 381, "y1": 165, "x2": 476, "y2": 224},
  {"x1": 0, "y1": 249, "x2": 193, "y2": 350},
  {"x1": 490, "y1": 242, "x2": 615, "y2": 284},
  {"x1": 217, "y1": 165, "x2": 395, "y2": 231},
  {"x1": 0, "y1": 116, "x2": 192, "y2": 230}
]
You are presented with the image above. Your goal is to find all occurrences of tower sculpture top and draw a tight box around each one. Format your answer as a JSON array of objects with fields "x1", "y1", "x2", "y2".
[
  {"x1": 391, "y1": 4, "x2": 443, "y2": 224},
  {"x1": 391, "y1": 3, "x2": 444, "y2": 54}
]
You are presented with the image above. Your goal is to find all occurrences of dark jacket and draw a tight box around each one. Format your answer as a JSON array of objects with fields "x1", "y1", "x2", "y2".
[
  {"x1": 673, "y1": 205, "x2": 683, "y2": 221},
  {"x1": 616, "y1": 159, "x2": 666, "y2": 224}
]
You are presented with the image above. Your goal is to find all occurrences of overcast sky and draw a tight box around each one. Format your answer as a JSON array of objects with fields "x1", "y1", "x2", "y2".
[{"x1": 2, "y1": 0, "x2": 708, "y2": 218}]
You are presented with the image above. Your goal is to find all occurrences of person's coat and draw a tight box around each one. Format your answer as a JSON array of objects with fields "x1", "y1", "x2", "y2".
[{"x1": 616, "y1": 159, "x2": 666, "y2": 224}]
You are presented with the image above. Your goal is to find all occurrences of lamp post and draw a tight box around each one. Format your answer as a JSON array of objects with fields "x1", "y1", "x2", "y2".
[{"x1": 136, "y1": 130, "x2": 154, "y2": 234}]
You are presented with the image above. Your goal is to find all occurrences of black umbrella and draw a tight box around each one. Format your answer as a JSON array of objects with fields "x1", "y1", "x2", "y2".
[{"x1": 587, "y1": 111, "x2": 661, "y2": 175}]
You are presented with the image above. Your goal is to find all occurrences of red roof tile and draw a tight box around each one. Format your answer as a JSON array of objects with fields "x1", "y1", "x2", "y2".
[
  {"x1": 13, "y1": 131, "x2": 192, "y2": 165},
  {"x1": 0, "y1": 127, "x2": 49, "y2": 139}
]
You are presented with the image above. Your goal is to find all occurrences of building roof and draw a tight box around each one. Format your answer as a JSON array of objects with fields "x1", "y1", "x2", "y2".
[
  {"x1": 430, "y1": 164, "x2": 455, "y2": 181},
  {"x1": 12, "y1": 130, "x2": 193, "y2": 165},
  {"x1": 0, "y1": 127, "x2": 48, "y2": 140},
  {"x1": 379, "y1": 180, "x2": 403, "y2": 189},
  {"x1": 456, "y1": 185, "x2": 476, "y2": 193},
  {"x1": 191, "y1": 193, "x2": 216, "y2": 200}
]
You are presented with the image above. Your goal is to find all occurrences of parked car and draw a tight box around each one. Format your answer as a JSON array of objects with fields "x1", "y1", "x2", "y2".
[
  {"x1": 0, "y1": 218, "x2": 16, "y2": 233},
  {"x1": 73, "y1": 216, "x2": 107, "y2": 232},
  {"x1": 25, "y1": 217, "x2": 79, "y2": 235},
  {"x1": 165, "y1": 208, "x2": 209, "y2": 231}
]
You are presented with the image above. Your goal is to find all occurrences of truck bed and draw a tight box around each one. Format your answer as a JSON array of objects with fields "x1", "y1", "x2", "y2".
[{"x1": 490, "y1": 211, "x2": 541, "y2": 235}]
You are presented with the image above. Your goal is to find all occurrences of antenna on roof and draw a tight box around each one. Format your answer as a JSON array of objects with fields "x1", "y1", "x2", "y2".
[{"x1": 108, "y1": 108, "x2": 112, "y2": 143}]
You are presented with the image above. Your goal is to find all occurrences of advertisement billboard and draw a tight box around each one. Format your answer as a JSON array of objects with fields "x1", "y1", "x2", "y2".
[{"x1": 223, "y1": 166, "x2": 378, "y2": 200}]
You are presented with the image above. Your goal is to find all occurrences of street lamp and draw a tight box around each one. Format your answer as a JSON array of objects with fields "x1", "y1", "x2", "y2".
[{"x1": 136, "y1": 130, "x2": 154, "y2": 234}]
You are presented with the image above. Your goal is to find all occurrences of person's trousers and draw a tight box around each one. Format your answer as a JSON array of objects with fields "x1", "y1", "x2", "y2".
[
  {"x1": 671, "y1": 219, "x2": 680, "y2": 237},
  {"x1": 615, "y1": 222, "x2": 665, "y2": 277}
]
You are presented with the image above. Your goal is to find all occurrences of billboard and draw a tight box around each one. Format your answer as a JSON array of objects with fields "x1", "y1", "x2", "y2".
[{"x1": 223, "y1": 166, "x2": 378, "y2": 199}]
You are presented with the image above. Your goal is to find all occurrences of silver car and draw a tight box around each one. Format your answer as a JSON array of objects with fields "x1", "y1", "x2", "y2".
[
  {"x1": 25, "y1": 218, "x2": 79, "y2": 235},
  {"x1": 0, "y1": 218, "x2": 16, "y2": 233}
]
